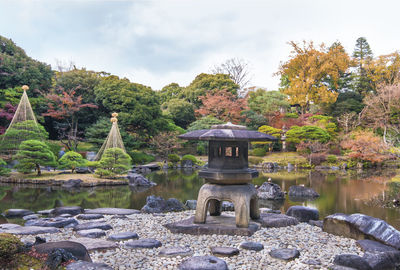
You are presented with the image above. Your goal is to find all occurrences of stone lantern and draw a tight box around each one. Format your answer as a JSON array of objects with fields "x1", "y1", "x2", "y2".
[{"x1": 178, "y1": 122, "x2": 276, "y2": 228}]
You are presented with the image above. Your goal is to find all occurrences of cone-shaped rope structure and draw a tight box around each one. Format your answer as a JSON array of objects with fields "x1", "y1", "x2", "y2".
[
  {"x1": 0, "y1": 85, "x2": 45, "y2": 155},
  {"x1": 94, "y1": 113, "x2": 126, "y2": 161}
]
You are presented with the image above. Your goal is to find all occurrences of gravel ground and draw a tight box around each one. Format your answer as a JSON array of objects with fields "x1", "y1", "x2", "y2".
[{"x1": 19, "y1": 211, "x2": 362, "y2": 270}]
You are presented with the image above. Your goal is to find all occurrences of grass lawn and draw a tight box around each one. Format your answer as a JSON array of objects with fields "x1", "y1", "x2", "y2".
[
  {"x1": 256, "y1": 152, "x2": 308, "y2": 166},
  {"x1": 9, "y1": 171, "x2": 127, "y2": 183}
]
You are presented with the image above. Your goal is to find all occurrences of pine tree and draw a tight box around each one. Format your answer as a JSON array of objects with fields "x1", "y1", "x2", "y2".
[
  {"x1": 352, "y1": 37, "x2": 374, "y2": 96},
  {"x1": 58, "y1": 151, "x2": 87, "y2": 173},
  {"x1": 95, "y1": 148, "x2": 131, "y2": 178},
  {"x1": 14, "y1": 140, "x2": 57, "y2": 176}
]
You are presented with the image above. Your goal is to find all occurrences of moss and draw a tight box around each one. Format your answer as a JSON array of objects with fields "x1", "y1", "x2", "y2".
[{"x1": 0, "y1": 233, "x2": 23, "y2": 261}]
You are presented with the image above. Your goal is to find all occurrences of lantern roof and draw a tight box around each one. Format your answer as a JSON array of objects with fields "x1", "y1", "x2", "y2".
[{"x1": 179, "y1": 122, "x2": 277, "y2": 142}]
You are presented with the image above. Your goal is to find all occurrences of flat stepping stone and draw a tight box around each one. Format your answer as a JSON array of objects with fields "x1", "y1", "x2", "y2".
[
  {"x1": 1, "y1": 226, "x2": 60, "y2": 235},
  {"x1": 3, "y1": 209, "x2": 34, "y2": 218},
  {"x1": 23, "y1": 214, "x2": 40, "y2": 221},
  {"x1": 0, "y1": 223, "x2": 22, "y2": 230},
  {"x1": 125, "y1": 238, "x2": 162, "y2": 249},
  {"x1": 178, "y1": 255, "x2": 228, "y2": 270},
  {"x1": 37, "y1": 209, "x2": 53, "y2": 215},
  {"x1": 108, "y1": 232, "x2": 138, "y2": 241},
  {"x1": 159, "y1": 246, "x2": 192, "y2": 257},
  {"x1": 286, "y1": 206, "x2": 319, "y2": 222},
  {"x1": 51, "y1": 206, "x2": 83, "y2": 217},
  {"x1": 85, "y1": 208, "x2": 140, "y2": 215},
  {"x1": 73, "y1": 222, "x2": 112, "y2": 231},
  {"x1": 356, "y1": 239, "x2": 400, "y2": 253},
  {"x1": 259, "y1": 213, "x2": 299, "y2": 228},
  {"x1": 269, "y1": 248, "x2": 300, "y2": 261},
  {"x1": 77, "y1": 214, "x2": 104, "y2": 220},
  {"x1": 77, "y1": 229, "x2": 106, "y2": 238},
  {"x1": 25, "y1": 217, "x2": 78, "y2": 228},
  {"x1": 66, "y1": 261, "x2": 113, "y2": 270},
  {"x1": 34, "y1": 241, "x2": 91, "y2": 262},
  {"x1": 211, "y1": 247, "x2": 239, "y2": 257},
  {"x1": 240, "y1": 241, "x2": 264, "y2": 251},
  {"x1": 72, "y1": 237, "x2": 117, "y2": 251}
]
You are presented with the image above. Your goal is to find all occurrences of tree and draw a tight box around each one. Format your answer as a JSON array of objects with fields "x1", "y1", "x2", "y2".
[
  {"x1": 329, "y1": 91, "x2": 364, "y2": 117},
  {"x1": 14, "y1": 140, "x2": 57, "y2": 176},
  {"x1": 211, "y1": 58, "x2": 252, "y2": 91},
  {"x1": 361, "y1": 84, "x2": 400, "y2": 145},
  {"x1": 352, "y1": 37, "x2": 374, "y2": 96},
  {"x1": 247, "y1": 89, "x2": 290, "y2": 119},
  {"x1": 196, "y1": 89, "x2": 248, "y2": 123},
  {"x1": 0, "y1": 158, "x2": 10, "y2": 176},
  {"x1": 42, "y1": 87, "x2": 97, "y2": 151},
  {"x1": 286, "y1": 125, "x2": 331, "y2": 144},
  {"x1": 367, "y1": 52, "x2": 400, "y2": 88},
  {"x1": 162, "y1": 98, "x2": 196, "y2": 129},
  {"x1": 277, "y1": 41, "x2": 350, "y2": 113},
  {"x1": 58, "y1": 151, "x2": 87, "y2": 173},
  {"x1": 0, "y1": 103, "x2": 16, "y2": 134},
  {"x1": 150, "y1": 131, "x2": 182, "y2": 158},
  {"x1": 158, "y1": 83, "x2": 185, "y2": 104},
  {"x1": 336, "y1": 112, "x2": 361, "y2": 134},
  {"x1": 183, "y1": 73, "x2": 239, "y2": 107},
  {"x1": 95, "y1": 147, "x2": 131, "y2": 178},
  {"x1": 187, "y1": 116, "x2": 224, "y2": 131}
]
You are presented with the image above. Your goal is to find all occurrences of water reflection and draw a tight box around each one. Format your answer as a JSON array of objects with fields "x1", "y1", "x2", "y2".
[{"x1": 0, "y1": 169, "x2": 400, "y2": 228}]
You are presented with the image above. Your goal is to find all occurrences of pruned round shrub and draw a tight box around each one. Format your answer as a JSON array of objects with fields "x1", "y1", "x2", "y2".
[
  {"x1": 168, "y1": 154, "x2": 180, "y2": 163},
  {"x1": 129, "y1": 150, "x2": 155, "y2": 164},
  {"x1": 309, "y1": 153, "x2": 326, "y2": 165},
  {"x1": 252, "y1": 148, "x2": 266, "y2": 157},
  {"x1": 0, "y1": 233, "x2": 23, "y2": 261},
  {"x1": 58, "y1": 151, "x2": 87, "y2": 173},
  {"x1": 327, "y1": 155, "x2": 338, "y2": 163}
]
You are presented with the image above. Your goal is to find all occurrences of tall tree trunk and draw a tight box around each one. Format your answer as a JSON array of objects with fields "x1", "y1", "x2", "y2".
[
  {"x1": 36, "y1": 164, "x2": 41, "y2": 176},
  {"x1": 383, "y1": 126, "x2": 387, "y2": 145}
]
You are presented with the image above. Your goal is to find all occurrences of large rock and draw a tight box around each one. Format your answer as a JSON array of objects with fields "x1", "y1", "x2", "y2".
[
  {"x1": 221, "y1": 201, "x2": 234, "y2": 211},
  {"x1": 362, "y1": 252, "x2": 397, "y2": 270},
  {"x1": 288, "y1": 185, "x2": 319, "y2": 199},
  {"x1": 286, "y1": 206, "x2": 319, "y2": 222},
  {"x1": 259, "y1": 213, "x2": 299, "y2": 228},
  {"x1": 257, "y1": 182, "x2": 285, "y2": 200},
  {"x1": 66, "y1": 261, "x2": 113, "y2": 270},
  {"x1": 357, "y1": 240, "x2": 400, "y2": 269},
  {"x1": 269, "y1": 248, "x2": 300, "y2": 261},
  {"x1": 62, "y1": 179, "x2": 82, "y2": 189},
  {"x1": 84, "y1": 208, "x2": 140, "y2": 215},
  {"x1": 323, "y1": 213, "x2": 400, "y2": 249},
  {"x1": 50, "y1": 206, "x2": 83, "y2": 217},
  {"x1": 127, "y1": 172, "x2": 156, "y2": 187},
  {"x1": 71, "y1": 238, "x2": 117, "y2": 251},
  {"x1": 211, "y1": 247, "x2": 239, "y2": 257},
  {"x1": 23, "y1": 214, "x2": 40, "y2": 221},
  {"x1": 240, "y1": 241, "x2": 264, "y2": 251},
  {"x1": 3, "y1": 209, "x2": 34, "y2": 218},
  {"x1": 0, "y1": 226, "x2": 60, "y2": 235},
  {"x1": 25, "y1": 217, "x2": 78, "y2": 228},
  {"x1": 73, "y1": 222, "x2": 112, "y2": 231},
  {"x1": 185, "y1": 200, "x2": 197, "y2": 210},
  {"x1": 141, "y1": 196, "x2": 185, "y2": 213},
  {"x1": 333, "y1": 254, "x2": 372, "y2": 270},
  {"x1": 178, "y1": 255, "x2": 228, "y2": 270},
  {"x1": 108, "y1": 232, "x2": 138, "y2": 241},
  {"x1": 34, "y1": 241, "x2": 91, "y2": 262},
  {"x1": 125, "y1": 238, "x2": 162, "y2": 249}
]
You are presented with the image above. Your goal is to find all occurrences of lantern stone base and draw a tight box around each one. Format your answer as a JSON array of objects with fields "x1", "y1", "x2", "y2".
[{"x1": 163, "y1": 215, "x2": 260, "y2": 236}]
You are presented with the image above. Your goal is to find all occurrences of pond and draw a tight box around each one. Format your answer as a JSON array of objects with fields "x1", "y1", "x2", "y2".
[{"x1": 1, "y1": 168, "x2": 400, "y2": 228}]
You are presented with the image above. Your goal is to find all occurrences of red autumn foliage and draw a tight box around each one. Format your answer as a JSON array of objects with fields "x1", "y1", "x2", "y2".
[
  {"x1": 196, "y1": 89, "x2": 248, "y2": 124},
  {"x1": 0, "y1": 103, "x2": 16, "y2": 134}
]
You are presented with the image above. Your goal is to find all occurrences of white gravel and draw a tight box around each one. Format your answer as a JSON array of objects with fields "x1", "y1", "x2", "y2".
[{"x1": 19, "y1": 211, "x2": 362, "y2": 270}]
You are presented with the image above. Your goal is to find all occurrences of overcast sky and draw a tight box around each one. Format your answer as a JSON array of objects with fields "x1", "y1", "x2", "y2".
[{"x1": 1, "y1": 0, "x2": 400, "y2": 91}]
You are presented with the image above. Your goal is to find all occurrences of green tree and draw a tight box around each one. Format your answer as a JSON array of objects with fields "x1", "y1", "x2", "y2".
[
  {"x1": 286, "y1": 125, "x2": 331, "y2": 144},
  {"x1": 162, "y1": 98, "x2": 196, "y2": 129},
  {"x1": 58, "y1": 151, "x2": 87, "y2": 173},
  {"x1": 158, "y1": 83, "x2": 185, "y2": 104},
  {"x1": 94, "y1": 75, "x2": 166, "y2": 137},
  {"x1": 329, "y1": 91, "x2": 364, "y2": 117},
  {"x1": 352, "y1": 37, "x2": 374, "y2": 96},
  {"x1": 0, "y1": 158, "x2": 10, "y2": 176},
  {"x1": 247, "y1": 89, "x2": 289, "y2": 116},
  {"x1": 187, "y1": 116, "x2": 224, "y2": 131},
  {"x1": 95, "y1": 148, "x2": 132, "y2": 178},
  {"x1": 14, "y1": 140, "x2": 57, "y2": 176}
]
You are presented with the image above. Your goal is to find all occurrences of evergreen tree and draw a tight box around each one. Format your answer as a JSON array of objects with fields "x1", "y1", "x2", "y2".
[
  {"x1": 95, "y1": 148, "x2": 131, "y2": 178},
  {"x1": 58, "y1": 151, "x2": 87, "y2": 173},
  {"x1": 0, "y1": 158, "x2": 10, "y2": 176},
  {"x1": 352, "y1": 37, "x2": 374, "y2": 96},
  {"x1": 14, "y1": 140, "x2": 57, "y2": 176}
]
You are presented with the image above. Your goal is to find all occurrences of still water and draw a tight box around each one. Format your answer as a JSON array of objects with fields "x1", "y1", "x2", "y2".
[{"x1": 1, "y1": 169, "x2": 400, "y2": 228}]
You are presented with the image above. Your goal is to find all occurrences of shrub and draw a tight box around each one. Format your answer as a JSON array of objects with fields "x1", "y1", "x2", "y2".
[
  {"x1": 0, "y1": 158, "x2": 10, "y2": 176},
  {"x1": 285, "y1": 112, "x2": 299, "y2": 118},
  {"x1": 286, "y1": 125, "x2": 331, "y2": 144},
  {"x1": 95, "y1": 148, "x2": 132, "y2": 178},
  {"x1": 182, "y1": 154, "x2": 204, "y2": 166},
  {"x1": 326, "y1": 155, "x2": 338, "y2": 163},
  {"x1": 129, "y1": 150, "x2": 155, "y2": 164},
  {"x1": 309, "y1": 153, "x2": 326, "y2": 165},
  {"x1": 14, "y1": 140, "x2": 57, "y2": 176},
  {"x1": 248, "y1": 156, "x2": 263, "y2": 165},
  {"x1": 58, "y1": 151, "x2": 87, "y2": 173},
  {"x1": 168, "y1": 154, "x2": 181, "y2": 163},
  {"x1": 46, "y1": 141, "x2": 62, "y2": 159},
  {"x1": 196, "y1": 143, "x2": 206, "y2": 155},
  {"x1": 252, "y1": 148, "x2": 266, "y2": 157},
  {"x1": 0, "y1": 233, "x2": 23, "y2": 261}
]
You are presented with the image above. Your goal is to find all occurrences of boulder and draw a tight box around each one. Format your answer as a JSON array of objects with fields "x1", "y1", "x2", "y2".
[
  {"x1": 3, "y1": 209, "x2": 34, "y2": 218},
  {"x1": 85, "y1": 208, "x2": 140, "y2": 215},
  {"x1": 221, "y1": 201, "x2": 234, "y2": 211},
  {"x1": 77, "y1": 214, "x2": 104, "y2": 220},
  {"x1": 141, "y1": 196, "x2": 185, "y2": 213},
  {"x1": 37, "y1": 209, "x2": 53, "y2": 215},
  {"x1": 108, "y1": 232, "x2": 138, "y2": 241},
  {"x1": 211, "y1": 247, "x2": 239, "y2": 257},
  {"x1": 127, "y1": 172, "x2": 156, "y2": 187},
  {"x1": 286, "y1": 206, "x2": 319, "y2": 222},
  {"x1": 240, "y1": 241, "x2": 264, "y2": 251},
  {"x1": 50, "y1": 206, "x2": 83, "y2": 217},
  {"x1": 23, "y1": 214, "x2": 40, "y2": 221},
  {"x1": 323, "y1": 213, "x2": 400, "y2": 249},
  {"x1": 125, "y1": 238, "x2": 162, "y2": 249},
  {"x1": 73, "y1": 222, "x2": 112, "y2": 231},
  {"x1": 185, "y1": 200, "x2": 197, "y2": 210},
  {"x1": 25, "y1": 217, "x2": 78, "y2": 228},
  {"x1": 357, "y1": 240, "x2": 400, "y2": 269},
  {"x1": 257, "y1": 182, "x2": 285, "y2": 200},
  {"x1": 269, "y1": 248, "x2": 300, "y2": 261},
  {"x1": 259, "y1": 213, "x2": 299, "y2": 228},
  {"x1": 75, "y1": 167, "x2": 92, "y2": 174},
  {"x1": 46, "y1": 248, "x2": 78, "y2": 269},
  {"x1": 62, "y1": 179, "x2": 82, "y2": 189},
  {"x1": 363, "y1": 252, "x2": 397, "y2": 270},
  {"x1": 34, "y1": 241, "x2": 91, "y2": 262},
  {"x1": 181, "y1": 160, "x2": 194, "y2": 168},
  {"x1": 288, "y1": 185, "x2": 319, "y2": 199},
  {"x1": 66, "y1": 261, "x2": 113, "y2": 270},
  {"x1": 333, "y1": 254, "x2": 372, "y2": 270},
  {"x1": 178, "y1": 255, "x2": 228, "y2": 270},
  {"x1": 309, "y1": 219, "x2": 323, "y2": 228},
  {"x1": 159, "y1": 246, "x2": 193, "y2": 257},
  {"x1": 77, "y1": 229, "x2": 106, "y2": 238}
]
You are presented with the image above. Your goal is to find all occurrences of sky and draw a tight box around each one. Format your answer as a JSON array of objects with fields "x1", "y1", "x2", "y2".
[{"x1": 1, "y1": 0, "x2": 400, "y2": 91}]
